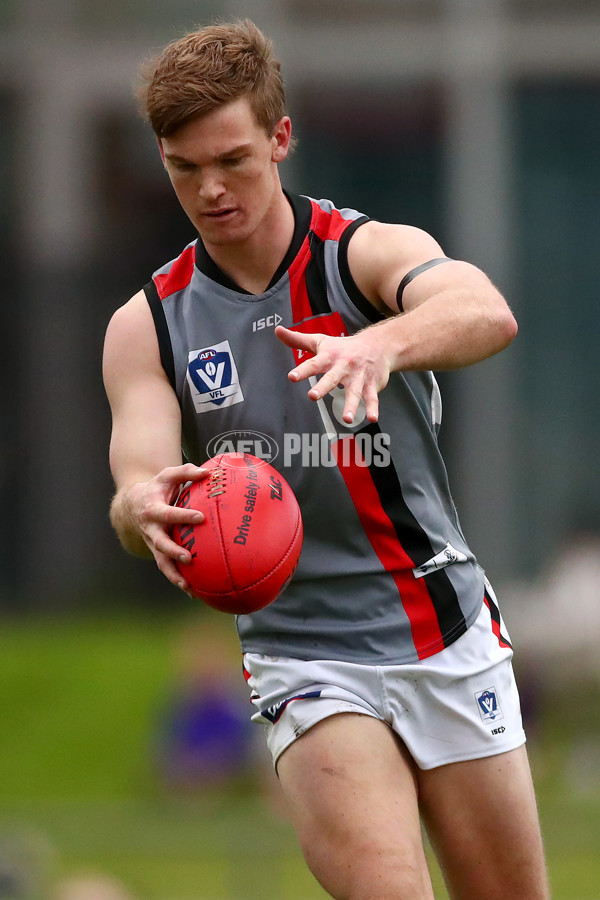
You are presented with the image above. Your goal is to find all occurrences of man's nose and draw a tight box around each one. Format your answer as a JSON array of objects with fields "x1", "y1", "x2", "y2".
[{"x1": 198, "y1": 170, "x2": 226, "y2": 202}]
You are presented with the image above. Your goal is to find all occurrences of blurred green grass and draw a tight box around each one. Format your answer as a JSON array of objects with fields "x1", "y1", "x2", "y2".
[{"x1": 0, "y1": 612, "x2": 598, "y2": 899}]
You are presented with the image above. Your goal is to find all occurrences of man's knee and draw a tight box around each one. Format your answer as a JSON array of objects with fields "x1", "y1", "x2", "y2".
[{"x1": 301, "y1": 835, "x2": 434, "y2": 900}]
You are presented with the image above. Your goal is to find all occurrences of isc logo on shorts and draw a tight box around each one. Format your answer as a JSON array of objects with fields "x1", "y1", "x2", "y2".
[
  {"x1": 187, "y1": 340, "x2": 244, "y2": 413},
  {"x1": 475, "y1": 687, "x2": 504, "y2": 724}
]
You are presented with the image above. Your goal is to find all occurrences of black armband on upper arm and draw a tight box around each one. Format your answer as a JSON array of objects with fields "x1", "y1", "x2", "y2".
[{"x1": 396, "y1": 257, "x2": 454, "y2": 312}]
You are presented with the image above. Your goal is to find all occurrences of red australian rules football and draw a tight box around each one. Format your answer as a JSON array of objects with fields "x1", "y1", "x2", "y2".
[{"x1": 172, "y1": 452, "x2": 303, "y2": 614}]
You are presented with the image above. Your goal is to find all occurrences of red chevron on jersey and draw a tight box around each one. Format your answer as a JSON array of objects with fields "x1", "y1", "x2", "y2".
[
  {"x1": 311, "y1": 202, "x2": 356, "y2": 243},
  {"x1": 332, "y1": 435, "x2": 445, "y2": 660},
  {"x1": 288, "y1": 200, "x2": 359, "y2": 323},
  {"x1": 154, "y1": 244, "x2": 196, "y2": 300},
  {"x1": 286, "y1": 312, "x2": 348, "y2": 365},
  {"x1": 288, "y1": 235, "x2": 314, "y2": 323}
]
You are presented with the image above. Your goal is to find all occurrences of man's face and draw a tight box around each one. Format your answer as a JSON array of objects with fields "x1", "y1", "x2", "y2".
[{"x1": 161, "y1": 97, "x2": 291, "y2": 247}]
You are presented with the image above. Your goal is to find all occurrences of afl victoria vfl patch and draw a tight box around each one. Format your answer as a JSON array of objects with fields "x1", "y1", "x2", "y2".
[{"x1": 186, "y1": 340, "x2": 244, "y2": 413}]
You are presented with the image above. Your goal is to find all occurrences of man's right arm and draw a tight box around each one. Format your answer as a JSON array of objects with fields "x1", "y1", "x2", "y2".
[{"x1": 103, "y1": 290, "x2": 207, "y2": 590}]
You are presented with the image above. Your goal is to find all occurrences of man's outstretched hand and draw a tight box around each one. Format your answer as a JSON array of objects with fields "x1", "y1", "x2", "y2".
[{"x1": 275, "y1": 325, "x2": 392, "y2": 424}]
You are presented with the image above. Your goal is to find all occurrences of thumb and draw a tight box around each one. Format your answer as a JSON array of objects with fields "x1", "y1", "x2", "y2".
[{"x1": 274, "y1": 325, "x2": 318, "y2": 353}]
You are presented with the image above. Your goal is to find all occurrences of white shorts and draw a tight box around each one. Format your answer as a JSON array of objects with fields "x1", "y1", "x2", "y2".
[{"x1": 243, "y1": 591, "x2": 526, "y2": 771}]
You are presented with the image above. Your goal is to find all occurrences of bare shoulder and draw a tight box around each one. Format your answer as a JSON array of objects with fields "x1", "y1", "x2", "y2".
[
  {"x1": 350, "y1": 221, "x2": 443, "y2": 260},
  {"x1": 103, "y1": 289, "x2": 168, "y2": 409},
  {"x1": 103, "y1": 291, "x2": 160, "y2": 375},
  {"x1": 346, "y1": 221, "x2": 446, "y2": 313},
  {"x1": 103, "y1": 288, "x2": 182, "y2": 486},
  {"x1": 104, "y1": 290, "x2": 156, "y2": 348}
]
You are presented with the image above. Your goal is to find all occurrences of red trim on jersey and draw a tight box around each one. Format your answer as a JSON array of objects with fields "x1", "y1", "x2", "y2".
[
  {"x1": 288, "y1": 235, "x2": 313, "y2": 323},
  {"x1": 332, "y1": 436, "x2": 445, "y2": 659},
  {"x1": 483, "y1": 592, "x2": 512, "y2": 649},
  {"x1": 287, "y1": 197, "x2": 356, "y2": 359},
  {"x1": 153, "y1": 245, "x2": 196, "y2": 300},
  {"x1": 288, "y1": 199, "x2": 358, "y2": 322},
  {"x1": 311, "y1": 203, "x2": 355, "y2": 243}
]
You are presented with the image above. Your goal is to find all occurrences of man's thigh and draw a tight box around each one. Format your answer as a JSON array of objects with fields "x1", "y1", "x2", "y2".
[
  {"x1": 277, "y1": 712, "x2": 436, "y2": 900},
  {"x1": 244, "y1": 598, "x2": 526, "y2": 773},
  {"x1": 418, "y1": 745, "x2": 550, "y2": 900}
]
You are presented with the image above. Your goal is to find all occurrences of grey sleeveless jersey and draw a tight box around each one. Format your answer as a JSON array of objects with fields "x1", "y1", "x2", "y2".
[{"x1": 145, "y1": 193, "x2": 487, "y2": 665}]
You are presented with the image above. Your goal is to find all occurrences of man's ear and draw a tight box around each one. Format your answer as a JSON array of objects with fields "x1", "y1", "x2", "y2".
[
  {"x1": 271, "y1": 116, "x2": 292, "y2": 163},
  {"x1": 157, "y1": 137, "x2": 166, "y2": 165}
]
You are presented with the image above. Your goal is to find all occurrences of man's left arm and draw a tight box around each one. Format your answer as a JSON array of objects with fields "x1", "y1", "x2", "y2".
[{"x1": 275, "y1": 221, "x2": 517, "y2": 424}]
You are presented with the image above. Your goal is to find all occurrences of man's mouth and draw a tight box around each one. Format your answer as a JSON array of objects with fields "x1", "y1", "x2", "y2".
[{"x1": 203, "y1": 207, "x2": 237, "y2": 220}]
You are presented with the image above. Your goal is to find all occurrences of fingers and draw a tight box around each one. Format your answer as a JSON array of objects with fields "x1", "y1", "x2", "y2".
[
  {"x1": 153, "y1": 502, "x2": 204, "y2": 527},
  {"x1": 134, "y1": 509, "x2": 199, "y2": 593},
  {"x1": 157, "y1": 463, "x2": 209, "y2": 488},
  {"x1": 122, "y1": 464, "x2": 212, "y2": 595},
  {"x1": 362, "y1": 381, "x2": 381, "y2": 423},
  {"x1": 338, "y1": 382, "x2": 371, "y2": 425},
  {"x1": 340, "y1": 377, "x2": 384, "y2": 424},
  {"x1": 133, "y1": 465, "x2": 211, "y2": 580},
  {"x1": 154, "y1": 464, "x2": 209, "y2": 521},
  {"x1": 140, "y1": 511, "x2": 195, "y2": 563},
  {"x1": 137, "y1": 485, "x2": 204, "y2": 536},
  {"x1": 306, "y1": 367, "x2": 380, "y2": 425},
  {"x1": 306, "y1": 368, "x2": 346, "y2": 403},
  {"x1": 154, "y1": 547, "x2": 191, "y2": 592}
]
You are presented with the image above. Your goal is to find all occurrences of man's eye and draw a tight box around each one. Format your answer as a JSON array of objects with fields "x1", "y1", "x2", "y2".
[{"x1": 222, "y1": 157, "x2": 243, "y2": 167}]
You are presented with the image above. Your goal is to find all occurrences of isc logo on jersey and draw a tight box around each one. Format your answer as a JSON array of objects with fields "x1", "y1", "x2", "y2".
[
  {"x1": 252, "y1": 313, "x2": 282, "y2": 332},
  {"x1": 187, "y1": 340, "x2": 244, "y2": 413}
]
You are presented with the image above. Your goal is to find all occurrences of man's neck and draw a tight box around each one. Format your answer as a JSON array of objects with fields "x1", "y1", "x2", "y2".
[{"x1": 201, "y1": 187, "x2": 295, "y2": 295}]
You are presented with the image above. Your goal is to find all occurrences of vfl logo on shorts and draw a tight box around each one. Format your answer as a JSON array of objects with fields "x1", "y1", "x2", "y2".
[
  {"x1": 475, "y1": 687, "x2": 504, "y2": 724},
  {"x1": 187, "y1": 340, "x2": 244, "y2": 413}
]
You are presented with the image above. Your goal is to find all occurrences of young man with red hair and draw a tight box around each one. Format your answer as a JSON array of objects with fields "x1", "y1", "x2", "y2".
[{"x1": 104, "y1": 20, "x2": 548, "y2": 899}]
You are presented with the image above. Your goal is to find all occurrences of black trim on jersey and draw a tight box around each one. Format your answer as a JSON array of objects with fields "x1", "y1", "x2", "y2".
[
  {"x1": 484, "y1": 586, "x2": 513, "y2": 649},
  {"x1": 194, "y1": 240, "x2": 251, "y2": 294},
  {"x1": 338, "y1": 217, "x2": 385, "y2": 324},
  {"x1": 193, "y1": 191, "x2": 313, "y2": 295},
  {"x1": 144, "y1": 280, "x2": 176, "y2": 391},
  {"x1": 396, "y1": 257, "x2": 453, "y2": 312},
  {"x1": 304, "y1": 231, "x2": 331, "y2": 316},
  {"x1": 283, "y1": 192, "x2": 314, "y2": 274},
  {"x1": 360, "y1": 421, "x2": 468, "y2": 645}
]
